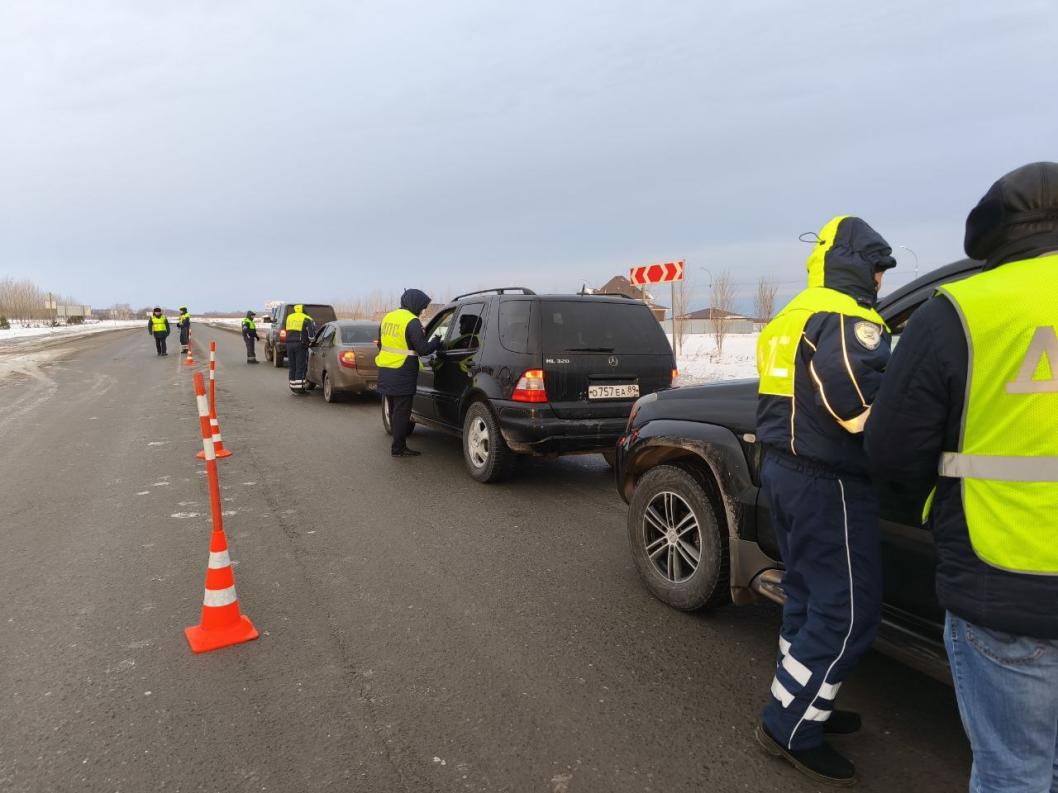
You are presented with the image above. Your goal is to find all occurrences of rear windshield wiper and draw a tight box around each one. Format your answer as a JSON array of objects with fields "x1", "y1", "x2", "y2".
[{"x1": 565, "y1": 346, "x2": 615, "y2": 352}]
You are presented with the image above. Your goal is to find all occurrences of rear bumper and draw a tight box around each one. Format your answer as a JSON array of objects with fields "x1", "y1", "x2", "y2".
[
  {"x1": 495, "y1": 402, "x2": 628, "y2": 455},
  {"x1": 307, "y1": 367, "x2": 378, "y2": 392},
  {"x1": 334, "y1": 368, "x2": 378, "y2": 392}
]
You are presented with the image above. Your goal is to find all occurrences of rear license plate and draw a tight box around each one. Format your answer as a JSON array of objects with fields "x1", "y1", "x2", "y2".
[{"x1": 588, "y1": 384, "x2": 640, "y2": 400}]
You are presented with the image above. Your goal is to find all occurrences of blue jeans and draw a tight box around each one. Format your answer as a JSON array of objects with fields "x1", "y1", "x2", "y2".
[{"x1": 945, "y1": 612, "x2": 1058, "y2": 792}]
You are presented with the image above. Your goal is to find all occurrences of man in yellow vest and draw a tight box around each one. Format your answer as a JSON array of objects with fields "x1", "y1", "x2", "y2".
[
  {"x1": 284, "y1": 304, "x2": 316, "y2": 394},
  {"x1": 147, "y1": 307, "x2": 170, "y2": 356},
  {"x1": 867, "y1": 163, "x2": 1058, "y2": 792},
  {"x1": 376, "y1": 289, "x2": 442, "y2": 456},
  {"x1": 241, "y1": 310, "x2": 260, "y2": 364},
  {"x1": 177, "y1": 306, "x2": 191, "y2": 354},
  {"x1": 754, "y1": 216, "x2": 896, "y2": 785}
]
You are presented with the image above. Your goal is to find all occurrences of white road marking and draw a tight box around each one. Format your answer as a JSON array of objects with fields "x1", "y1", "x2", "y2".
[{"x1": 170, "y1": 512, "x2": 201, "y2": 519}]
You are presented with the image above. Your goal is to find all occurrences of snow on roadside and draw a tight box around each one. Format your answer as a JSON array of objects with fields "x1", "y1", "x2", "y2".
[
  {"x1": 670, "y1": 332, "x2": 759, "y2": 385},
  {"x1": 0, "y1": 320, "x2": 145, "y2": 343}
]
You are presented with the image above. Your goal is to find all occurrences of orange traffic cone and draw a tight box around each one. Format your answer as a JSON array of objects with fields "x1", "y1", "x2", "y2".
[
  {"x1": 185, "y1": 372, "x2": 257, "y2": 654},
  {"x1": 184, "y1": 528, "x2": 258, "y2": 653},
  {"x1": 197, "y1": 342, "x2": 232, "y2": 459},
  {"x1": 183, "y1": 333, "x2": 195, "y2": 367}
]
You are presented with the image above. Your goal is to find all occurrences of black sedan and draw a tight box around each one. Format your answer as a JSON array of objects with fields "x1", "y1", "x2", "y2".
[{"x1": 615, "y1": 258, "x2": 981, "y2": 683}]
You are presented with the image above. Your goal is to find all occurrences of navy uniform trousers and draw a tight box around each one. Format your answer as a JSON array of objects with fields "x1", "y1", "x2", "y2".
[
  {"x1": 287, "y1": 342, "x2": 309, "y2": 392},
  {"x1": 761, "y1": 451, "x2": 882, "y2": 751}
]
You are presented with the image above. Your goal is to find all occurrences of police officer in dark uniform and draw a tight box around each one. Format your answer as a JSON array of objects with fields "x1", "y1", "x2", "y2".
[
  {"x1": 147, "y1": 307, "x2": 170, "y2": 355},
  {"x1": 177, "y1": 306, "x2": 191, "y2": 354},
  {"x1": 284, "y1": 304, "x2": 315, "y2": 394},
  {"x1": 376, "y1": 289, "x2": 443, "y2": 456},
  {"x1": 867, "y1": 163, "x2": 1058, "y2": 792},
  {"x1": 242, "y1": 311, "x2": 261, "y2": 364},
  {"x1": 754, "y1": 216, "x2": 896, "y2": 785}
]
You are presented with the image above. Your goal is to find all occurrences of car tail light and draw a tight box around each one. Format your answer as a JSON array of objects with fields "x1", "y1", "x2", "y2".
[
  {"x1": 339, "y1": 350, "x2": 357, "y2": 368},
  {"x1": 671, "y1": 368, "x2": 679, "y2": 384},
  {"x1": 279, "y1": 329, "x2": 287, "y2": 341},
  {"x1": 512, "y1": 369, "x2": 548, "y2": 403}
]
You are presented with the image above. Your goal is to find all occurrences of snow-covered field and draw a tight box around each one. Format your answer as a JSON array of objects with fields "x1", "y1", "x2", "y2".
[
  {"x1": 0, "y1": 319, "x2": 145, "y2": 344},
  {"x1": 671, "y1": 332, "x2": 758, "y2": 385}
]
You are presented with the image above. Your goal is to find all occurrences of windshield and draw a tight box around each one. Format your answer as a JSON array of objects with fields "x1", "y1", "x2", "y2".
[
  {"x1": 284, "y1": 304, "x2": 337, "y2": 324},
  {"x1": 340, "y1": 324, "x2": 377, "y2": 344},
  {"x1": 541, "y1": 300, "x2": 671, "y2": 355}
]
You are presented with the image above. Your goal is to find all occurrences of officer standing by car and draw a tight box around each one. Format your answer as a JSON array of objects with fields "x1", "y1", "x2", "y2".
[
  {"x1": 241, "y1": 310, "x2": 261, "y2": 364},
  {"x1": 754, "y1": 216, "x2": 896, "y2": 785},
  {"x1": 147, "y1": 307, "x2": 170, "y2": 355},
  {"x1": 376, "y1": 289, "x2": 442, "y2": 457},
  {"x1": 177, "y1": 306, "x2": 191, "y2": 354},
  {"x1": 284, "y1": 304, "x2": 315, "y2": 394},
  {"x1": 866, "y1": 163, "x2": 1058, "y2": 793}
]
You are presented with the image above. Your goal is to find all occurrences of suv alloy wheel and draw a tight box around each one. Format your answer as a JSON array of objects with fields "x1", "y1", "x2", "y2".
[
  {"x1": 627, "y1": 465, "x2": 729, "y2": 610},
  {"x1": 462, "y1": 401, "x2": 516, "y2": 483}
]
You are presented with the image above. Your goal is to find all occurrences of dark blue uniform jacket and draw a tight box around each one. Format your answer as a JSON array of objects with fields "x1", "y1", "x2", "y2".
[{"x1": 757, "y1": 218, "x2": 893, "y2": 477}]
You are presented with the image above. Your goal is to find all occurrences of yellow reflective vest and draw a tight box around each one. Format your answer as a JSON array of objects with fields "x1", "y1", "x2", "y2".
[
  {"x1": 375, "y1": 308, "x2": 417, "y2": 369},
  {"x1": 757, "y1": 288, "x2": 885, "y2": 398},
  {"x1": 150, "y1": 315, "x2": 168, "y2": 332},
  {"x1": 937, "y1": 253, "x2": 1058, "y2": 574}
]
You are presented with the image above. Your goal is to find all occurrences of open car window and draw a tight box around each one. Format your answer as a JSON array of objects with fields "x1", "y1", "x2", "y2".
[
  {"x1": 884, "y1": 302, "x2": 925, "y2": 351},
  {"x1": 424, "y1": 309, "x2": 456, "y2": 345},
  {"x1": 447, "y1": 303, "x2": 486, "y2": 351}
]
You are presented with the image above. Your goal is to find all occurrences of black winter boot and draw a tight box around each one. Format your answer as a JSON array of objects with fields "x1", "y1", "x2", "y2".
[{"x1": 755, "y1": 723, "x2": 856, "y2": 786}]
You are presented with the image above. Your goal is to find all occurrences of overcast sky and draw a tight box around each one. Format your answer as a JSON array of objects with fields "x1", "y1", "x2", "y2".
[{"x1": 2, "y1": 0, "x2": 1056, "y2": 313}]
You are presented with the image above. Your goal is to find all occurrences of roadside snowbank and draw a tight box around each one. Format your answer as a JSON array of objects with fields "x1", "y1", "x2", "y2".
[
  {"x1": 671, "y1": 332, "x2": 758, "y2": 385},
  {"x1": 0, "y1": 320, "x2": 144, "y2": 344}
]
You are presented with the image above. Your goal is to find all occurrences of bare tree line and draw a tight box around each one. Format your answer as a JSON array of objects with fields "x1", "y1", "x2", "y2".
[
  {"x1": 332, "y1": 291, "x2": 398, "y2": 320},
  {"x1": 709, "y1": 271, "x2": 736, "y2": 357},
  {"x1": 754, "y1": 276, "x2": 779, "y2": 322},
  {"x1": 0, "y1": 277, "x2": 81, "y2": 324}
]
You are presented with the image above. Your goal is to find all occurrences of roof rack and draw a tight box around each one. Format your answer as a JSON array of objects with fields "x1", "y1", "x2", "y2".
[
  {"x1": 582, "y1": 291, "x2": 636, "y2": 299},
  {"x1": 453, "y1": 287, "x2": 536, "y2": 300}
]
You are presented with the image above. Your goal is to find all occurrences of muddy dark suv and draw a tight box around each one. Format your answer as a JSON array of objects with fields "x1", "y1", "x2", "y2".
[
  {"x1": 384, "y1": 288, "x2": 676, "y2": 483},
  {"x1": 615, "y1": 259, "x2": 982, "y2": 682}
]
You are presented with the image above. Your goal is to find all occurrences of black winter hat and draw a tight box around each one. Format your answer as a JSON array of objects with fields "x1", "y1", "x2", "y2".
[{"x1": 965, "y1": 162, "x2": 1058, "y2": 264}]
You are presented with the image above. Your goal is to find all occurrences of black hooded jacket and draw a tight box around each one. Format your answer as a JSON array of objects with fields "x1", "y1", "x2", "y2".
[
  {"x1": 376, "y1": 289, "x2": 443, "y2": 396},
  {"x1": 866, "y1": 162, "x2": 1058, "y2": 639},
  {"x1": 756, "y1": 216, "x2": 895, "y2": 476}
]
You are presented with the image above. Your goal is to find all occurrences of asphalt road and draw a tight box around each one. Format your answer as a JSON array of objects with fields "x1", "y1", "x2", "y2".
[{"x1": 0, "y1": 326, "x2": 971, "y2": 792}]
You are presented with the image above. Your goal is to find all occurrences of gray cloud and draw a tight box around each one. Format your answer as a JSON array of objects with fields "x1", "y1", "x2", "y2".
[{"x1": 2, "y1": 0, "x2": 1056, "y2": 311}]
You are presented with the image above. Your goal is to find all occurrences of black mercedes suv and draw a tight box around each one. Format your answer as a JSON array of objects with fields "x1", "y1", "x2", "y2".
[
  {"x1": 384, "y1": 287, "x2": 676, "y2": 483},
  {"x1": 615, "y1": 259, "x2": 982, "y2": 682}
]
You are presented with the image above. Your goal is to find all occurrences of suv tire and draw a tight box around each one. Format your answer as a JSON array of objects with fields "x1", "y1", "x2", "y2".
[
  {"x1": 264, "y1": 343, "x2": 273, "y2": 362},
  {"x1": 627, "y1": 465, "x2": 728, "y2": 611},
  {"x1": 273, "y1": 347, "x2": 284, "y2": 368},
  {"x1": 462, "y1": 401, "x2": 516, "y2": 483}
]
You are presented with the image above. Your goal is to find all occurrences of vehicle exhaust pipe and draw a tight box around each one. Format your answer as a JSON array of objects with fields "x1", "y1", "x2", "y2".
[{"x1": 749, "y1": 568, "x2": 785, "y2": 605}]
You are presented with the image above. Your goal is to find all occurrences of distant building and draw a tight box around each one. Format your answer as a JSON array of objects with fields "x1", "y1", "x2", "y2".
[
  {"x1": 671, "y1": 307, "x2": 760, "y2": 335},
  {"x1": 587, "y1": 276, "x2": 667, "y2": 322}
]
